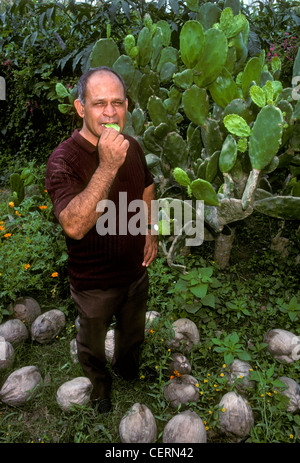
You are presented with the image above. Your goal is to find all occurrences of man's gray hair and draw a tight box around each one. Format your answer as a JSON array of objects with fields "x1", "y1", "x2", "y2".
[{"x1": 77, "y1": 66, "x2": 127, "y2": 105}]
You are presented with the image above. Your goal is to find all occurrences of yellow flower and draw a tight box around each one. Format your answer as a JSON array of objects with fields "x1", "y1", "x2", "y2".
[
  {"x1": 8, "y1": 201, "x2": 14, "y2": 208},
  {"x1": 290, "y1": 434, "x2": 294, "y2": 439},
  {"x1": 204, "y1": 379, "x2": 208, "y2": 383},
  {"x1": 4, "y1": 233, "x2": 11, "y2": 238},
  {"x1": 24, "y1": 264, "x2": 30, "y2": 270},
  {"x1": 223, "y1": 364, "x2": 226, "y2": 368},
  {"x1": 140, "y1": 375, "x2": 145, "y2": 380},
  {"x1": 15, "y1": 210, "x2": 21, "y2": 216},
  {"x1": 220, "y1": 373, "x2": 224, "y2": 377},
  {"x1": 208, "y1": 410, "x2": 212, "y2": 415},
  {"x1": 205, "y1": 426, "x2": 209, "y2": 431},
  {"x1": 51, "y1": 272, "x2": 58, "y2": 277},
  {"x1": 161, "y1": 338, "x2": 164, "y2": 342},
  {"x1": 222, "y1": 408, "x2": 226, "y2": 412}
]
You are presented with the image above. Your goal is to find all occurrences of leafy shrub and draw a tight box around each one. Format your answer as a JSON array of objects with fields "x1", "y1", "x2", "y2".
[{"x1": 0, "y1": 163, "x2": 68, "y2": 322}]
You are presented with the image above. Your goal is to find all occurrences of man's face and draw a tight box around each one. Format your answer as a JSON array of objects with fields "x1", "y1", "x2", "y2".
[{"x1": 75, "y1": 71, "x2": 128, "y2": 146}]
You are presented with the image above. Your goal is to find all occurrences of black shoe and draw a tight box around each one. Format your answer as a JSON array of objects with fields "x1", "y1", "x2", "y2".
[{"x1": 94, "y1": 398, "x2": 112, "y2": 415}]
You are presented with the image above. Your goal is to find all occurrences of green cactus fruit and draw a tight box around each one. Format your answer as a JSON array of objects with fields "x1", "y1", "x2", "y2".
[
  {"x1": 132, "y1": 107, "x2": 145, "y2": 135},
  {"x1": 190, "y1": 178, "x2": 219, "y2": 206},
  {"x1": 143, "y1": 13, "x2": 153, "y2": 30},
  {"x1": 137, "y1": 27, "x2": 153, "y2": 67},
  {"x1": 105, "y1": 123, "x2": 120, "y2": 131},
  {"x1": 223, "y1": 114, "x2": 250, "y2": 137},
  {"x1": 206, "y1": 150, "x2": 220, "y2": 182},
  {"x1": 147, "y1": 95, "x2": 168, "y2": 126},
  {"x1": 89, "y1": 38, "x2": 120, "y2": 68},
  {"x1": 248, "y1": 105, "x2": 283, "y2": 170},
  {"x1": 173, "y1": 69, "x2": 194, "y2": 90},
  {"x1": 156, "y1": 20, "x2": 171, "y2": 46},
  {"x1": 163, "y1": 132, "x2": 187, "y2": 169},
  {"x1": 197, "y1": 3, "x2": 221, "y2": 30},
  {"x1": 254, "y1": 196, "x2": 300, "y2": 220},
  {"x1": 193, "y1": 28, "x2": 228, "y2": 88},
  {"x1": 241, "y1": 56, "x2": 264, "y2": 98},
  {"x1": 124, "y1": 35, "x2": 135, "y2": 55},
  {"x1": 249, "y1": 85, "x2": 266, "y2": 108},
  {"x1": 173, "y1": 167, "x2": 191, "y2": 187},
  {"x1": 219, "y1": 8, "x2": 247, "y2": 39},
  {"x1": 180, "y1": 20, "x2": 205, "y2": 69},
  {"x1": 219, "y1": 134, "x2": 237, "y2": 173},
  {"x1": 10, "y1": 173, "x2": 25, "y2": 206},
  {"x1": 182, "y1": 85, "x2": 209, "y2": 127},
  {"x1": 208, "y1": 67, "x2": 239, "y2": 108}
]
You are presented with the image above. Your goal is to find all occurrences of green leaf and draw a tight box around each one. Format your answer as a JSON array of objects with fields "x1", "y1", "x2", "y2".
[
  {"x1": 56, "y1": 83, "x2": 70, "y2": 99},
  {"x1": 190, "y1": 283, "x2": 208, "y2": 298},
  {"x1": 201, "y1": 293, "x2": 215, "y2": 308}
]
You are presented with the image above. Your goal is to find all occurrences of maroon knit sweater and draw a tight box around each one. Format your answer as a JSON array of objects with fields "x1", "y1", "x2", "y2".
[{"x1": 45, "y1": 129, "x2": 153, "y2": 290}]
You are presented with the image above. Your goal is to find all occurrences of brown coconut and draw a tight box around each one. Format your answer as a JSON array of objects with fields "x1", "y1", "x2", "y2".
[
  {"x1": 119, "y1": 403, "x2": 157, "y2": 443},
  {"x1": 163, "y1": 410, "x2": 207, "y2": 443},
  {"x1": 164, "y1": 374, "x2": 199, "y2": 408},
  {"x1": 7, "y1": 296, "x2": 41, "y2": 324},
  {"x1": 218, "y1": 391, "x2": 254, "y2": 442},
  {"x1": 0, "y1": 319, "x2": 29, "y2": 345},
  {"x1": 30, "y1": 309, "x2": 66, "y2": 344},
  {"x1": 0, "y1": 365, "x2": 42, "y2": 406}
]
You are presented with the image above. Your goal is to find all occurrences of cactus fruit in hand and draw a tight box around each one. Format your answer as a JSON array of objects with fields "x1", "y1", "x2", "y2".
[{"x1": 105, "y1": 123, "x2": 120, "y2": 132}]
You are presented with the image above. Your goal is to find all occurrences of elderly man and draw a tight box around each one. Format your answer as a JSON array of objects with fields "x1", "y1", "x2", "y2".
[{"x1": 46, "y1": 66, "x2": 157, "y2": 413}]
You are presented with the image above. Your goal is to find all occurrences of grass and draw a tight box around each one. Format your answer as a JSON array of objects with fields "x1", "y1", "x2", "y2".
[{"x1": 0, "y1": 202, "x2": 300, "y2": 443}]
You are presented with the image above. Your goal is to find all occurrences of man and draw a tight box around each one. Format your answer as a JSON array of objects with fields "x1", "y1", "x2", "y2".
[{"x1": 45, "y1": 66, "x2": 158, "y2": 413}]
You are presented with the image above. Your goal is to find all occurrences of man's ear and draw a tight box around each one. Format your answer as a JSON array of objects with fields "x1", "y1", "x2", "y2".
[{"x1": 74, "y1": 99, "x2": 84, "y2": 118}]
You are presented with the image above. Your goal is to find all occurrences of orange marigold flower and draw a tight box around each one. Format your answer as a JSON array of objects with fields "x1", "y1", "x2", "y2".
[
  {"x1": 0, "y1": 226, "x2": 5, "y2": 231},
  {"x1": 24, "y1": 264, "x2": 30, "y2": 270},
  {"x1": 174, "y1": 369, "x2": 181, "y2": 377},
  {"x1": 39, "y1": 205, "x2": 47, "y2": 210},
  {"x1": 8, "y1": 202, "x2": 14, "y2": 208},
  {"x1": 15, "y1": 211, "x2": 21, "y2": 216},
  {"x1": 170, "y1": 375, "x2": 174, "y2": 380},
  {"x1": 4, "y1": 233, "x2": 11, "y2": 238},
  {"x1": 51, "y1": 272, "x2": 58, "y2": 277}
]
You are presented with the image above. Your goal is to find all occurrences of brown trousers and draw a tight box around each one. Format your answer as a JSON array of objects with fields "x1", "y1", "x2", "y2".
[{"x1": 70, "y1": 271, "x2": 148, "y2": 400}]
